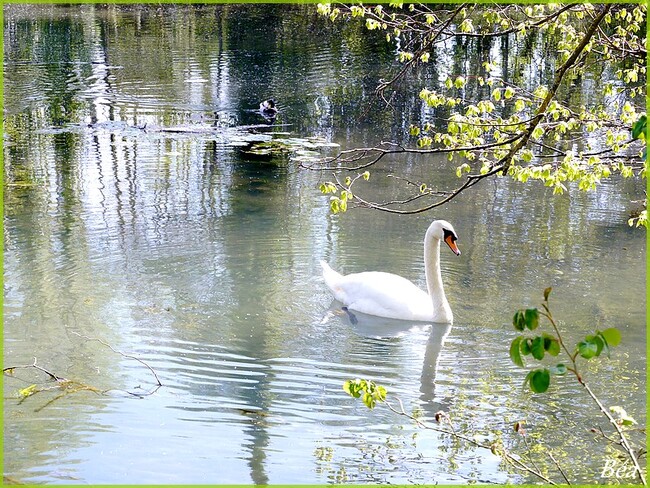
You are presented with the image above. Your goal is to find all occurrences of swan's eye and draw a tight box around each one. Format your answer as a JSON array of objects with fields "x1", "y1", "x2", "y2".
[
  {"x1": 443, "y1": 228, "x2": 457, "y2": 242},
  {"x1": 443, "y1": 228, "x2": 461, "y2": 256}
]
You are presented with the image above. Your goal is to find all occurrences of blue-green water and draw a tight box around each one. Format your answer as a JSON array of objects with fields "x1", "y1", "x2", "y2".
[{"x1": 3, "y1": 4, "x2": 645, "y2": 484}]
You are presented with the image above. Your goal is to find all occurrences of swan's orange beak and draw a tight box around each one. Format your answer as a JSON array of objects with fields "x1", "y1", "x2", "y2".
[{"x1": 445, "y1": 235, "x2": 461, "y2": 256}]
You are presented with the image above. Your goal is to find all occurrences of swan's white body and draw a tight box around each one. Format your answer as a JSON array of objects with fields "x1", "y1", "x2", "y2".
[{"x1": 321, "y1": 220, "x2": 460, "y2": 323}]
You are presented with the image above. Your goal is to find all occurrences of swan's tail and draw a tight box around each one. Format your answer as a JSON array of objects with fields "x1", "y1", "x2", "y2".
[{"x1": 320, "y1": 260, "x2": 342, "y2": 290}]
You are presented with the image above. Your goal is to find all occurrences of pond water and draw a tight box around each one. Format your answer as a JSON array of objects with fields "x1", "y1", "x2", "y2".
[{"x1": 3, "y1": 4, "x2": 646, "y2": 485}]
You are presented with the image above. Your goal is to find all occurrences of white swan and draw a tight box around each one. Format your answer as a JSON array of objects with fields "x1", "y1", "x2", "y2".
[{"x1": 321, "y1": 220, "x2": 460, "y2": 323}]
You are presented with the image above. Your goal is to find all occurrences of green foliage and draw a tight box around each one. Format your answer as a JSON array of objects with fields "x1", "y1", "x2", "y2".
[
  {"x1": 510, "y1": 288, "x2": 621, "y2": 393},
  {"x1": 18, "y1": 384, "x2": 38, "y2": 398},
  {"x1": 319, "y1": 171, "x2": 369, "y2": 213},
  {"x1": 343, "y1": 378, "x2": 387, "y2": 409},
  {"x1": 627, "y1": 115, "x2": 647, "y2": 228},
  {"x1": 631, "y1": 115, "x2": 646, "y2": 142},
  {"x1": 316, "y1": 3, "x2": 646, "y2": 227},
  {"x1": 341, "y1": 285, "x2": 642, "y2": 483},
  {"x1": 610, "y1": 406, "x2": 638, "y2": 426},
  {"x1": 524, "y1": 368, "x2": 550, "y2": 393},
  {"x1": 512, "y1": 308, "x2": 539, "y2": 331}
]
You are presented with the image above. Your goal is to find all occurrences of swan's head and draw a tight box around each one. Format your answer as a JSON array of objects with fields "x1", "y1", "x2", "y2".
[{"x1": 428, "y1": 220, "x2": 461, "y2": 256}]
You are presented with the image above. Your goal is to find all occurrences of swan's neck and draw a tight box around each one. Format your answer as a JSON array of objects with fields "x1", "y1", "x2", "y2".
[{"x1": 424, "y1": 236, "x2": 452, "y2": 323}]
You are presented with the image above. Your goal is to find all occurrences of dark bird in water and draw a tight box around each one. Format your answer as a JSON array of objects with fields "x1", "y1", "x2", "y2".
[{"x1": 259, "y1": 99, "x2": 278, "y2": 116}]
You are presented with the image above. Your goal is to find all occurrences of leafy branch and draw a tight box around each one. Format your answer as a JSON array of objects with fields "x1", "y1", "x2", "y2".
[
  {"x1": 344, "y1": 287, "x2": 645, "y2": 484},
  {"x1": 313, "y1": 3, "x2": 646, "y2": 223},
  {"x1": 344, "y1": 378, "x2": 558, "y2": 484},
  {"x1": 510, "y1": 287, "x2": 645, "y2": 485}
]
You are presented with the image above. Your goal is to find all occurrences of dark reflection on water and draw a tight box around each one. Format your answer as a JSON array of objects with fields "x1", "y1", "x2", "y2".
[{"x1": 3, "y1": 3, "x2": 645, "y2": 485}]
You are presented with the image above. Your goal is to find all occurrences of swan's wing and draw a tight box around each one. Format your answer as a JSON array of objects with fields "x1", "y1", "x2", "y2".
[{"x1": 335, "y1": 271, "x2": 433, "y2": 321}]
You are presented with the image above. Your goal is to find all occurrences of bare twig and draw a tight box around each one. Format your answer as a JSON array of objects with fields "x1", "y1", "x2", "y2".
[
  {"x1": 594, "y1": 425, "x2": 624, "y2": 447},
  {"x1": 376, "y1": 4, "x2": 467, "y2": 97},
  {"x1": 310, "y1": 135, "x2": 523, "y2": 172},
  {"x1": 4, "y1": 357, "x2": 65, "y2": 382},
  {"x1": 548, "y1": 451, "x2": 572, "y2": 485},
  {"x1": 440, "y1": 4, "x2": 578, "y2": 39},
  {"x1": 71, "y1": 331, "x2": 162, "y2": 387}
]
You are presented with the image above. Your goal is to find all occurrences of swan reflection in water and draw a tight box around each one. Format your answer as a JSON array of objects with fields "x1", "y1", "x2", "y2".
[{"x1": 322, "y1": 304, "x2": 452, "y2": 416}]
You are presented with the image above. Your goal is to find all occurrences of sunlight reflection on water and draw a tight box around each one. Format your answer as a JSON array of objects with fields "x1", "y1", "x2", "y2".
[{"x1": 3, "y1": 4, "x2": 645, "y2": 485}]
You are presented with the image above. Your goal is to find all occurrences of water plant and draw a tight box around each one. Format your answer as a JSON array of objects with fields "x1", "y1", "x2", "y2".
[{"x1": 343, "y1": 288, "x2": 645, "y2": 484}]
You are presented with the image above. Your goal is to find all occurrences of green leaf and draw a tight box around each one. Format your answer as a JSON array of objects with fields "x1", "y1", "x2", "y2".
[
  {"x1": 510, "y1": 337, "x2": 524, "y2": 367},
  {"x1": 589, "y1": 335, "x2": 604, "y2": 356},
  {"x1": 520, "y1": 338, "x2": 532, "y2": 355},
  {"x1": 523, "y1": 370, "x2": 534, "y2": 389},
  {"x1": 577, "y1": 339, "x2": 598, "y2": 359},
  {"x1": 19, "y1": 384, "x2": 38, "y2": 398},
  {"x1": 531, "y1": 336, "x2": 545, "y2": 360},
  {"x1": 514, "y1": 98, "x2": 525, "y2": 112},
  {"x1": 343, "y1": 379, "x2": 361, "y2": 398},
  {"x1": 596, "y1": 332, "x2": 612, "y2": 358},
  {"x1": 599, "y1": 328, "x2": 621, "y2": 347},
  {"x1": 543, "y1": 333, "x2": 560, "y2": 356},
  {"x1": 344, "y1": 379, "x2": 386, "y2": 410},
  {"x1": 513, "y1": 310, "x2": 526, "y2": 331},
  {"x1": 362, "y1": 391, "x2": 376, "y2": 409},
  {"x1": 550, "y1": 363, "x2": 567, "y2": 375},
  {"x1": 524, "y1": 308, "x2": 539, "y2": 330},
  {"x1": 529, "y1": 369, "x2": 551, "y2": 393},
  {"x1": 376, "y1": 385, "x2": 387, "y2": 402},
  {"x1": 610, "y1": 406, "x2": 638, "y2": 426},
  {"x1": 543, "y1": 287, "x2": 552, "y2": 301}
]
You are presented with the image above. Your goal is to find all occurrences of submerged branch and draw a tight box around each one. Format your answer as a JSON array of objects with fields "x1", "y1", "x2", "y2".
[
  {"x1": 4, "y1": 334, "x2": 163, "y2": 409},
  {"x1": 3, "y1": 357, "x2": 66, "y2": 382},
  {"x1": 70, "y1": 331, "x2": 162, "y2": 387}
]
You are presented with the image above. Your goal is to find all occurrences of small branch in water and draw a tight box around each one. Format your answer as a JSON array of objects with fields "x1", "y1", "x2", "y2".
[
  {"x1": 3, "y1": 357, "x2": 66, "y2": 382},
  {"x1": 4, "y1": 335, "x2": 164, "y2": 409},
  {"x1": 70, "y1": 331, "x2": 162, "y2": 387}
]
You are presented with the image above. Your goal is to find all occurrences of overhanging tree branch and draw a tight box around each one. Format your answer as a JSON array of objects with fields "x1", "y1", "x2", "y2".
[
  {"x1": 312, "y1": 3, "x2": 618, "y2": 215},
  {"x1": 496, "y1": 3, "x2": 612, "y2": 175},
  {"x1": 375, "y1": 3, "x2": 466, "y2": 98}
]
